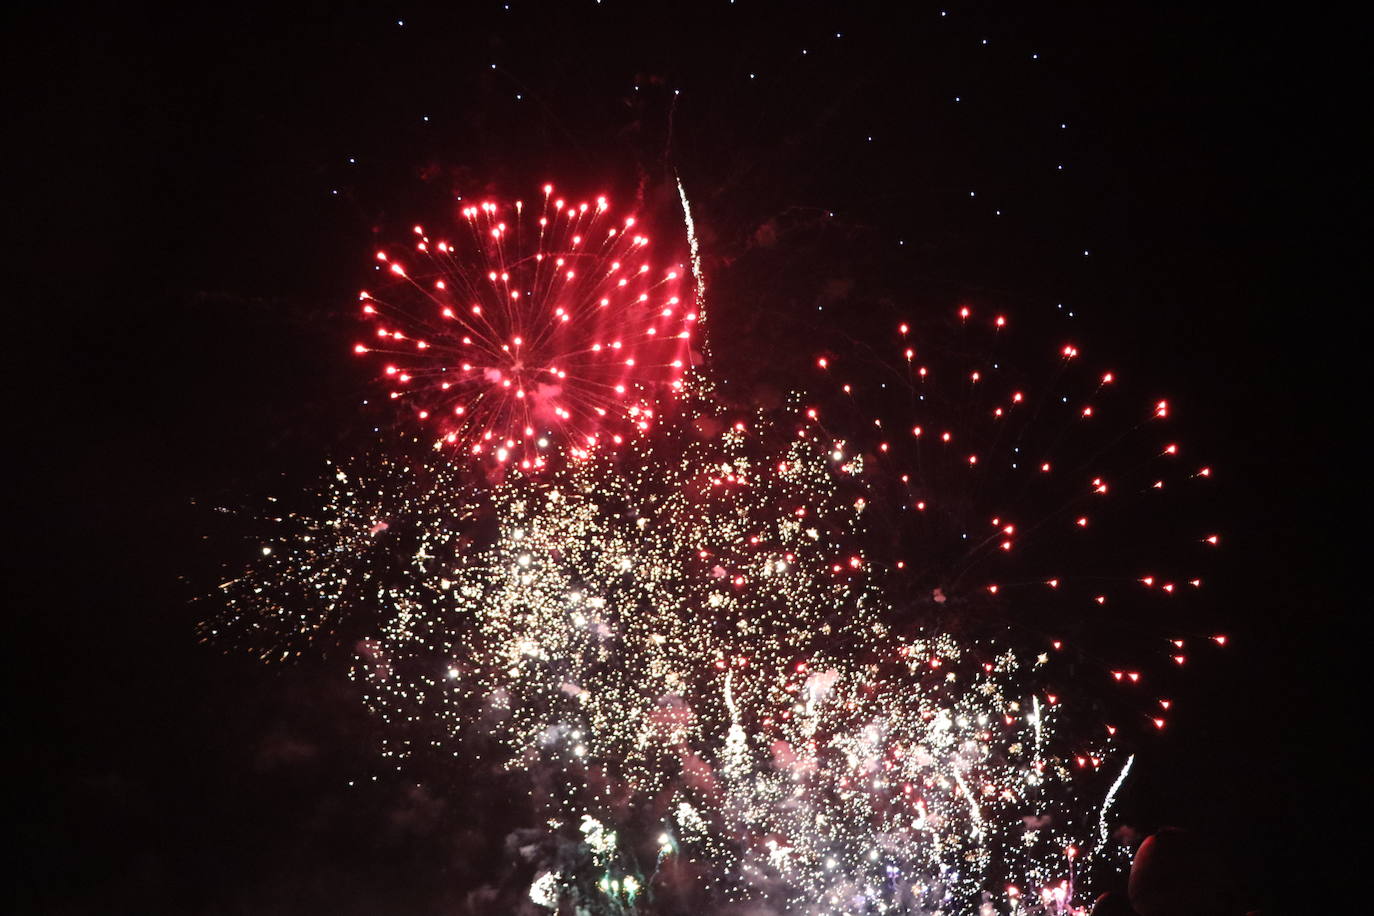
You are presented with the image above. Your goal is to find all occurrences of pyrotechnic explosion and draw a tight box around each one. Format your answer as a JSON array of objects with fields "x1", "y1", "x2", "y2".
[
  {"x1": 804, "y1": 308, "x2": 1225, "y2": 743},
  {"x1": 355, "y1": 188, "x2": 695, "y2": 471},
  {"x1": 205, "y1": 183, "x2": 1222, "y2": 915}
]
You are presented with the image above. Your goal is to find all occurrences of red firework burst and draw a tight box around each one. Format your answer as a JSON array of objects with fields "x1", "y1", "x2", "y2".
[
  {"x1": 355, "y1": 186, "x2": 696, "y2": 470},
  {"x1": 807, "y1": 306, "x2": 1224, "y2": 738}
]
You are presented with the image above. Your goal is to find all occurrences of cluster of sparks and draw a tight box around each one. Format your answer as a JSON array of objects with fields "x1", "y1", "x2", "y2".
[
  {"x1": 356, "y1": 188, "x2": 695, "y2": 470},
  {"x1": 805, "y1": 309, "x2": 1226, "y2": 742},
  {"x1": 206, "y1": 187, "x2": 1224, "y2": 915}
]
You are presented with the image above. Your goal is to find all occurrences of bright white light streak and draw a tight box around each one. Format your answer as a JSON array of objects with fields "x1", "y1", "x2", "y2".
[
  {"x1": 1094, "y1": 753, "x2": 1135, "y2": 853},
  {"x1": 951, "y1": 766, "x2": 985, "y2": 841},
  {"x1": 676, "y1": 174, "x2": 706, "y2": 322}
]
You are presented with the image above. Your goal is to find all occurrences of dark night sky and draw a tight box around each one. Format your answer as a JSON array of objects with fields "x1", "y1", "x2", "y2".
[{"x1": 5, "y1": 2, "x2": 1350, "y2": 913}]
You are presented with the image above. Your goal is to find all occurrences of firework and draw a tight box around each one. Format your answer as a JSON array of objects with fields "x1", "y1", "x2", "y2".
[
  {"x1": 207, "y1": 184, "x2": 1223, "y2": 914},
  {"x1": 211, "y1": 386, "x2": 1190, "y2": 912},
  {"x1": 355, "y1": 187, "x2": 697, "y2": 471},
  {"x1": 808, "y1": 308, "x2": 1224, "y2": 739},
  {"x1": 200, "y1": 453, "x2": 487, "y2": 661}
]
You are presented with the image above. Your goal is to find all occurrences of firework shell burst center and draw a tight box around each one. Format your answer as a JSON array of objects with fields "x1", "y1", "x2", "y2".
[{"x1": 356, "y1": 186, "x2": 697, "y2": 470}]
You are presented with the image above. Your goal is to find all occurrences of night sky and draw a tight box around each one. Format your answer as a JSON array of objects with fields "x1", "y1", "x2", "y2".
[{"x1": 7, "y1": 2, "x2": 1345, "y2": 913}]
